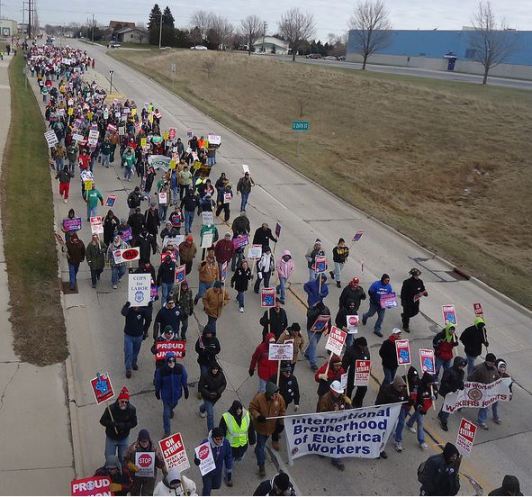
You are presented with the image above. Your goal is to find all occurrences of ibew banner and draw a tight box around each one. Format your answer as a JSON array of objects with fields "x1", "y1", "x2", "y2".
[{"x1": 285, "y1": 403, "x2": 402, "y2": 462}]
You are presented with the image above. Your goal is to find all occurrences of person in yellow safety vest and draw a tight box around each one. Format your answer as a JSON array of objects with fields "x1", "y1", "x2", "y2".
[{"x1": 218, "y1": 400, "x2": 256, "y2": 487}]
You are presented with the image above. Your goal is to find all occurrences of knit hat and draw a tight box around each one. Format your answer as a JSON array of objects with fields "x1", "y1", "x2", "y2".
[
  {"x1": 315, "y1": 238, "x2": 321, "y2": 244},
  {"x1": 211, "y1": 427, "x2": 224, "y2": 439},
  {"x1": 117, "y1": 386, "x2": 130, "y2": 401},
  {"x1": 213, "y1": 280, "x2": 223, "y2": 289},
  {"x1": 354, "y1": 337, "x2": 368, "y2": 347},
  {"x1": 331, "y1": 354, "x2": 342, "y2": 365},
  {"x1": 496, "y1": 359, "x2": 507, "y2": 372},
  {"x1": 265, "y1": 381, "x2": 279, "y2": 396},
  {"x1": 350, "y1": 277, "x2": 360, "y2": 285},
  {"x1": 442, "y1": 442, "x2": 459, "y2": 463},
  {"x1": 186, "y1": 235, "x2": 193, "y2": 241},
  {"x1": 409, "y1": 268, "x2": 421, "y2": 276},
  {"x1": 485, "y1": 353, "x2": 497, "y2": 363},
  {"x1": 290, "y1": 322, "x2": 301, "y2": 332},
  {"x1": 138, "y1": 429, "x2": 151, "y2": 442},
  {"x1": 273, "y1": 473, "x2": 291, "y2": 492},
  {"x1": 163, "y1": 325, "x2": 173, "y2": 336}
]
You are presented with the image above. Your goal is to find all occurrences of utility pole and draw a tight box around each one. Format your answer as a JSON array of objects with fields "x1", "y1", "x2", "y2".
[
  {"x1": 262, "y1": 21, "x2": 267, "y2": 53},
  {"x1": 91, "y1": 13, "x2": 95, "y2": 42},
  {"x1": 109, "y1": 70, "x2": 114, "y2": 93},
  {"x1": 28, "y1": 0, "x2": 32, "y2": 37},
  {"x1": 0, "y1": 1, "x2": 5, "y2": 20},
  {"x1": 158, "y1": 11, "x2": 162, "y2": 49}
]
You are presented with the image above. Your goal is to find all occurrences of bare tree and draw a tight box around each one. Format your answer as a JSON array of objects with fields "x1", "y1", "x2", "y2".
[
  {"x1": 190, "y1": 10, "x2": 213, "y2": 39},
  {"x1": 469, "y1": 1, "x2": 518, "y2": 85},
  {"x1": 240, "y1": 15, "x2": 263, "y2": 55},
  {"x1": 210, "y1": 15, "x2": 234, "y2": 50},
  {"x1": 278, "y1": 8, "x2": 316, "y2": 61},
  {"x1": 348, "y1": 0, "x2": 392, "y2": 70}
]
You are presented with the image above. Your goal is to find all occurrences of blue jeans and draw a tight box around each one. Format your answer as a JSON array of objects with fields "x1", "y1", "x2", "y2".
[
  {"x1": 200, "y1": 400, "x2": 215, "y2": 431},
  {"x1": 407, "y1": 410, "x2": 426, "y2": 444},
  {"x1": 240, "y1": 192, "x2": 250, "y2": 212},
  {"x1": 124, "y1": 166, "x2": 133, "y2": 180},
  {"x1": 394, "y1": 406, "x2": 408, "y2": 443},
  {"x1": 435, "y1": 357, "x2": 452, "y2": 378},
  {"x1": 124, "y1": 334, "x2": 143, "y2": 371},
  {"x1": 68, "y1": 262, "x2": 79, "y2": 289},
  {"x1": 478, "y1": 407, "x2": 488, "y2": 425},
  {"x1": 255, "y1": 433, "x2": 269, "y2": 466},
  {"x1": 207, "y1": 156, "x2": 215, "y2": 167},
  {"x1": 383, "y1": 367, "x2": 397, "y2": 385},
  {"x1": 105, "y1": 435, "x2": 129, "y2": 466},
  {"x1": 466, "y1": 354, "x2": 477, "y2": 378},
  {"x1": 159, "y1": 204, "x2": 168, "y2": 221},
  {"x1": 87, "y1": 204, "x2": 97, "y2": 220},
  {"x1": 161, "y1": 282, "x2": 174, "y2": 304},
  {"x1": 439, "y1": 404, "x2": 450, "y2": 424},
  {"x1": 196, "y1": 281, "x2": 213, "y2": 300},
  {"x1": 207, "y1": 315, "x2": 217, "y2": 334},
  {"x1": 55, "y1": 157, "x2": 64, "y2": 170},
  {"x1": 308, "y1": 268, "x2": 317, "y2": 281},
  {"x1": 202, "y1": 468, "x2": 222, "y2": 496},
  {"x1": 101, "y1": 154, "x2": 110, "y2": 167},
  {"x1": 492, "y1": 402, "x2": 500, "y2": 421},
  {"x1": 305, "y1": 330, "x2": 323, "y2": 368},
  {"x1": 334, "y1": 261, "x2": 344, "y2": 282},
  {"x1": 236, "y1": 291, "x2": 245, "y2": 308},
  {"x1": 276, "y1": 277, "x2": 287, "y2": 302},
  {"x1": 184, "y1": 210, "x2": 194, "y2": 234},
  {"x1": 363, "y1": 301, "x2": 386, "y2": 333},
  {"x1": 163, "y1": 400, "x2": 178, "y2": 435},
  {"x1": 112, "y1": 265, "x2": 126, "y2": 286},
  {"x1": 258, "y1": 378, "x2": 268, "y2": 393}
]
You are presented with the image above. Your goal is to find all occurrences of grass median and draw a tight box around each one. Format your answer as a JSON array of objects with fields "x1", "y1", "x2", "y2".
[
  {"x1": 112, "y1": 49, "x2": 532, "y2": 309},
  {"x1": 0, "y1": 54, "x2": 68, "y2": 365}
]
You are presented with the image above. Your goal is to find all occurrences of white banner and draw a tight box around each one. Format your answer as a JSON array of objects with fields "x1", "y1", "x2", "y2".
[
  {"x1": 148, "y1": 155, "x2": 172, "y2": 171},
  {"x1": 285, "y1": 403, "x2": 402, "y2": 462},
  {"x1": 442, "y1": 378, "x2": 512, "y2": 413}
]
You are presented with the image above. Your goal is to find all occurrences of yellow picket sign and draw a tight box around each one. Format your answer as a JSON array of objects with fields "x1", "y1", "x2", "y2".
[
  {"x1": 68, "y1": 107, "x2": 74, "y2": 116},
  {"x1": 169, "y1": 159, "x2": 176, "y2": 170},
  {"x1": 140, "y1": 137, "x2": 147, "y2": 148},
  {"x1": 163, "y1": 131, "x2": 169, "y2": 141},
  {"x1": 148, "y1": 114, "x2": 154, "y2": 124},
  {"x1": 84, "y1": 180, "x2": 93, "y2": 190},
  {"x1": 131, "y1": 108, "x2": 137, "y2": 117}
]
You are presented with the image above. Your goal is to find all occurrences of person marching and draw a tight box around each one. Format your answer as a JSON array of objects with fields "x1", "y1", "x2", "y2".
[
  {"x1": 330, "y1": 238, "x2": 349, "y2": 288},
  {"x1": 198, "y1": 361, "x2": 227, "y2": 433},
  {"x1": 275, "y1": 250, "x2": 295, "y2": 305},
  {"x1": 400, "y1": 268, "x2": 428, "y2": 332},
  {"x1": 231, "y1": 259, "x2": 252, "y2": 313},
  {"x1": 362, "y1": 274, "x2": 393, "y2": 338}
]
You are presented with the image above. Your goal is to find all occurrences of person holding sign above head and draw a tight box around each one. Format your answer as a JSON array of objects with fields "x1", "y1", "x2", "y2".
[
  {"x1": 153, "y1": 467, "x2": 198, "y2": 496},
  {"x1": 231, "y1": 259, "x2": 252, "y2": 313},
  {"x1": 400, "y1": 268, "x2": 428, "y2": 333},
  {"x1": 124, "y1": 429, "x2": 165, "y2": 496},
  {"x1": 362, "y1": 273, "x2": 393, "y2": 337}
]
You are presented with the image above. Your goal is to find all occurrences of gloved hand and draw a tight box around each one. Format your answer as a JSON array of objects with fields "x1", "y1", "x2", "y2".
[
  {"x1": 248, "y1": 368, "x2": 254, "y2": 377},
  {"x1": 142, "y1": 333, "x2": 148, "y2": 341},
  {"x1": 109, "y1": 483, "x2": 123, "y2": 493},
  {"x1": 276, "y1": 423, "x2": 284, "y2": 434},
  {"x1": 127, "y1": 461, "x2": 139, "y2": 473},
  {"x1": 155, "y1": 391, "x2": 161, "y2": 400},
  {"x1": 257, "y1": 415, "x2": 266, "y2": 423},
  {"x1": 486, "y1": 341, "x2": 490, "y2": 347},
  {"x1": 184, "y1": 387, "x2": 190, "y2": 399},
  {"x1": 294, "y1": 404, "x2": 299, "y2": 412},
  {"x1": 194, "y1": 456, "x2": 200, "y2": 466}
]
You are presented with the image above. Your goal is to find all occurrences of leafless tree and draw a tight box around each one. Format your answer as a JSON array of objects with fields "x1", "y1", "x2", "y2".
[
  {"x1": 210, "y1": 15, "x2": 234, "y2": 50},
  {"x1": 348, "y1": 0, "x2": 392, "y2": 70},
  {"x1": 469, "y1": 1, "x2": 518, "y2": 85},
  {"x1": 202, "y1": 59, "x2": 216, "y2": 79},
  {"x1": 278, "y1": 8, "x2": 316, "y2": 61},
  {"x1": 240, "y1": 15, "x2": 263, "y2": 55},
  {"x1": 190, "y1": 10, "x2": 213, "y2": 39}
]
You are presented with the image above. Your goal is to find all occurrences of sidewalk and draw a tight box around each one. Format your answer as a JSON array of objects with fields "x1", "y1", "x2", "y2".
[{"x1": 0, "y1": 54, "x2": 74, "y2": 494}]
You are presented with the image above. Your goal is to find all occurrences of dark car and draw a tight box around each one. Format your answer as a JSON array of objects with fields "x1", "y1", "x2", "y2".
[{"x1": 306, "y1": 53, "x2": 322, "y2": 59}]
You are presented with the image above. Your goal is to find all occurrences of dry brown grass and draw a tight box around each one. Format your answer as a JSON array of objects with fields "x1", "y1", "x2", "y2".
[{"x1": 113, "y1": 49, "x2": 532, "y2": 308}]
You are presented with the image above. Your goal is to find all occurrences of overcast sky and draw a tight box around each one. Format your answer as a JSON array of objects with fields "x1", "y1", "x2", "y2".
[{"x1": 2, "y1": 0, "x2": 531, "y2": 40}]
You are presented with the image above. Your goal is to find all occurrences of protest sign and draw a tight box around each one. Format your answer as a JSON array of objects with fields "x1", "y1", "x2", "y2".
[
  {"x1": 326, "y1": 326, "x2": 347, "y2": 356},
  {"x1": 90, "y1": 372, "x2": 114, "y2": 404},
  {"x1": 207, "y1": 134, "x2": 221, "y2": 145},
  {"x1": 201, "y1": 232, "x2": 214, "y2": 249},
  {"x1": 158, "y1": 192, "x2": 168, "y2": 205},
  {"x1": 128, "y1": 273, "x2": 151, "y2": 307},
  {"x1": 83, "y1": 180, "x2": 93, "y2": 192},
  {"x1": 395, "y1": 339, "x2": 411, "y2": 366},
  {"x1": 72, "y1": 133, "x2": 85, "y2": 142},
  {"x1": 201, "y1": 211, "x2": 214, "y2": 226},
  {"x1": 104, "y1": 195, "x2": 116, "y2": 207},
  {"x1": 314, "y1": 256, "x2": 327, "y2": 273},
  {"x1": 163, "y1": 235, "x2": 184, "y2": 248},
  {"x1": 456, "y1": 418, "x2": 477, "y2": 457},
  {"x1": 169, "y1": 128, "x2": 176, "y2": 140},
  {"x1": 162, "y1": 131, "x2": 169, "y2": 141},
  {"x1": 155, "y1": 341, "x2": 186, "y2": 361},
  {"x1": 118, "y1": 126, "x2": 125, "y2": 136},
  {"x1": 232, "y1": 234, "x2": 249, "y2": 250},
  {"x1": 135, "y1": 452, "x2": 155, "y2": 478},
  {"x1": 140, "y1": 137, "x2": 147, "y2": 148},
  {"x1": 268, "y1": 342, "x2": 294, "y2": 361},
  {"x1": 186, "y1": 128, "x2": 193, "y2": 139},
  {"x1": 275, "y1": 223, "x2": 282, "y2": 239},
  {"x1": 353, "y1": 231, "x2": 364, "y2": 242},
  {"x1": 242, "y1": 164, "x2": 250, "y2": 174},
  {"x1": 113, "y1": 247, "x2": 140, "y2": 264},
  {"x1": 354, "y1": 360, "x2": 371, "y2": 386},
  {"x1": 120, "y1": 227, "x2": 132, "y2": 242},
  {"x1": 88, "y1": 128, "x2": 99, "y2": 146},
  {"x1": 148, "y1": 155, "x2": 171, "y2": 171},
  {"x1": 346, "y1": 315, "x2": 359, "y2": 334},
  {"x1": 220, "y1": 261, "x2": 228, "y2": 282},
  {"x1": 63, "y1": 217, "x2": 82, "y2": 232},
  {"x1": 310, "y1": 315, "x2": 330, "y2": 333},
  {"x1": 194, "y1": 442, "x2": 216, "y2": 476},
  {"x1": 442, "y1": 304, "x2": 457, "y2": 325},
  {"x1": 248, "y1": 244, "x2": 263, "y2": 260},
  {"x1": 71, "y1": 476, "x2": 111, "y2": 496},
  {"x1": 380, "y1": 292, "x2": 398, "y2": 309},
  {"x1": 419, "y1": 348, "x2": 436, "y2": 374},
  {"x1": 340, "y1": 373, "x2": 348, "y2": 391},
  {"x1": 223, "y1": 192, "x2": 232, "y2": 204},
  {"x1": 44, "y1": 130, "x2": 58, "y2": 148},
  {"x1": 473, "y1": 303, "x2": 484, "y2": 318},
  {"x1": 285, "y1": 403, "x2": 402, "y2": 463},
  {"x1": 261, "y1": 288, "x2": 276, "y2": 308},
  {"x1": 90, "y1": 216, "x2": 103, "y2": 235},
  {"x1": 175, "y1": 264, "x2": 186, "y2": 284},
  {"x1": 442, "y1": 378, "x2": 512, "y2": 413},
  {"x1": 159, "y1": 433, "x2": 190, "y2": 472}
]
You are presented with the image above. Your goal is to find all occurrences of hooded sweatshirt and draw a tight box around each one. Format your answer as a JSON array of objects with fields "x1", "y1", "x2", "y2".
[
  {"x1": 460, "y1": 318, "x2": 488, "y2": 357},
  {"x1": 433, "y1": 324, "x2": 459, "y2": 361},
  {"x1": 488, "y1": 475, "x2": 523, "y2": 496},
  {"x1": 249, "y1": 333, "x2": 278, "y2": 381},
  {"x1": 153, "y1": 467, "x2": 197, "y2": 496},
  {"x1": 276, "y1": 250, "x2": 295, "y2": 279}
]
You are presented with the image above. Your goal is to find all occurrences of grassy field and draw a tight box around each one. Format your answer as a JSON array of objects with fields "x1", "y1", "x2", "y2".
[
  {"x1": 112, "y1": 49, "x2": 532, "y2": 309},
  {"x1": 0, "y1": 54, "x2": 68, "y2": 365}
]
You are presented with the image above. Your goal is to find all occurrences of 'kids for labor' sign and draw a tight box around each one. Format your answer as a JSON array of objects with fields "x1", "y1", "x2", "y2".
[
  {"x1": 71, "y1": 476, "x2": 111, "y2": 496},
  {"x1": 456, "y1": 418, "x2": 477, "y2": 456},
  {"x1": 159, "y1": 432, "x2": 190, "y2": 472}
]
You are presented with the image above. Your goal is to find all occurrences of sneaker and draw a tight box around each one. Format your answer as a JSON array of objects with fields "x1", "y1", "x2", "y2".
[
  {"x1": 225, "y1": 478, "x2": 233, "y2": 487},
  {"x1": 407, "y1": 425, "x2": 416, "y2": 433},
  {"x1": 199, "y1": 407, "x2": 206, "y2": 418},
  {"x1": 403, "y1": 327, "x2": 410, "y2": 333},
  {"x1": 378, "y1": 451, "x2": 388, "y2": 459},
  {"x1": 374, "y1": 330, "x2": 383, "y2": 338},
  {"x1": 478, "y1": 422, "x2": 489, "y2": 430},
  {"x1": 393, "y1": 441, "x2": 403, "y2": 452},
  {"x1": 258, "y1": 465, "x2": 266, "y2": 477},
  {"x1": 420, "y1": 442, "x2": 428, "y2": 450},
  {"x1": 329, "y1": 271, "x2": 335, "y2": 280},
  {"x1": 493, "y1": 418, "x2": 502, "y2": 425},
  {"x1": 311, "y1": 364, "x2": 318, "y2": 372},
  {"x1": 63, "y1": 198, "x2": 68, "y2": 204},
  {"x1": 336, "y1": 281, "x2": 341, "y2": 288},
  {"x1": 239, "y1": 307, "x2": 244, "y2": 313},
  {"x1": 438, "y1": 418, "x2": 449, "y2": 432},
  {"x1": 132, "y1": 363, "x2": 138, "y2": 371},
  {"x1": 125, "y1": 369, "x2": 132, "y2": 378},
  {"x1": 113, "y1": 284, "x2": 118, "y2": 289},
  {"x1": 362, "y1": 316, "x2": 367, "y2": 326},
  {"x1": 170, "y1": 409, "x2": 174, "y2": 419}
]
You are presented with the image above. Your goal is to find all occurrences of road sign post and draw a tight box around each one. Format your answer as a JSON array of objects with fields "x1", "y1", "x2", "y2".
[{"x1": 292, "y1": 120, "x2": 310, "y2": 157}]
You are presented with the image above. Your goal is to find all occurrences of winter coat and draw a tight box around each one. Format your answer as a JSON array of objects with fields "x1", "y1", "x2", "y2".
[
  {"x1": 303, "y1": 278, "x2": 329, "y2": 307},
  {"x1": 460, "y1": 318, "x2": 488, "y2": 358},
  {"x1": 136, "y1": 231, "x2": 157, "y2": 263},
  {"x1": 177, "y1": 287, "x2": 194, "y2": 316},
  {"x1": 400, "y1": 276, "x2": 426, "y2": 316},
  {"x1": 317, "y1": 390, "x2": 352, "y2": 412},
  {"x1": 342, "y1": 344, "x2": 371, "y2": 398},
  {"x1": 103, "y1": 215, "x2": 120, "y2": 245},
  {"x1": 276, "y1": 250, "x2": 295, "y2": 279},
  {"x1": 315, "y1": 362, "x2": 346, "y2": 397},
  {"x1": 439, "y1": 360, "x2": 465, "y2": 397},
  {"x1": 375, "y1": 377, "x2": 407, "y2": 405},
  {"x1": 379, "y1": 335, "x2": 399, "y2": 369},
  {"x1": 66, "y1": 237, "x2": 86, "y2": 265},
  {"x1": 419, "y1": 454, "x2": 460, "y2": 496},
  {"x1": 195, "y1": 334, "x2": 221, "y2": 367},
  {"x1": 249, "y1": 392, "x2": 286, "y2": 436},
  {"x1": 121, "y1": 302, "x2": 152, "y2": 337},
  {"x1": 99, "y1": 400, "x2": 138, "y2": 441},
  {"x1": 269, "y1": 372, "x2": 300, "y2": 406},
  {"x1": 86, "y1": 241, "x2": 107, "y2": 270},
  {"x1": 124, "y1": 439, "x2": 165, "y2": 482},
  {"x1": 433, "y1": 325, "x2": 459, "y2": 362},
  {"x1": 260, "y1": 308, "x2": 288, "y2": 339},
  {"x1": 195, "y1": 436, "x2": 233, "y2": 479},
  {"x1": 231, "y1": 266, "x2": 252, "y2": 292},
  {"x1": 180, "y1": 193, "x2": 198, "y2": 213},
  {"x1": 153, "y1": 305, "x2": 182, "y2": 338},
  {"x1": 56, "y1": 168, "x2": 73, "y2": 183},
  {"x1": 155, "y1": 360, "x2": 189, "y2": 405},
  {"x1": 488, "y1": 475, "x2": 523, "y2": 496},
  {"x1": 198, "y1": 368, "x2": 227, "y2": 404},
  {"x1": 256, "y1": 252, "x2": 275, "y2": 276},
  {"x1": 305, "y1": 245, "x2": 325, "y2": 269},
  {"x1": 144, "y1": 208, "x2": 160, "y2": 235},
  {"x1": 306, "y1": 303, "x2": 331, "y2": 333},
  {"x1": 214, "y1": 239, "x2": 235, "y2": 264},
  {"x1": 252, "y1": 227, "x2": 276, "y2": 249},
  {"x1": 198, "y1": 259, "x2": 219, "y2": 284},
  {"x1": 250, "y1": 334, "x2": 278, "y2": 381},
  {"x1": 108, "y1": 241, "x2": 129, "y2": 268},
  {"x1": 254, "y1": 475, "x2": 296, "y2": 496},
  {"x1": 236, "y1": 176, "x2": 254, "y2": 195},
  {"x1": 332, "y1": 245, "x2": 349, "y2": 264},
  {"x1": 202, "y1": 288, "x2": 230, "y2": 318},
  {"x1": 338, "y1": 284, "x2": 366, "y2": 311},
  {"x1": 128, "y1": 212, "x2": 145, "y2": 236},
  {"x1": 157, "y1": 260, "x2": 176, "y2": 285},
  {"x1": 368, "y1": 279, "x2": 393, "y2": 306},
  {"x1": 277, "y1": 330, "x2": 305, "y2": 364},
  {"x1": 231, "y1": 215, "x2": 250, "y2": 236},
  {"x1": 468, "y1": 362, "x2": 500, "y2": 384},
  {"x1": 178, "y1": 241, "x2": 197, "y2": 263}
]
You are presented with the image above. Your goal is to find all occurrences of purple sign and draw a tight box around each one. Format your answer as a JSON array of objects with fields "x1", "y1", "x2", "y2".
[
  {"x1": 63, "y1": 217, "x2": 82, "y2": 232},
  {"x1": 120, "y1": 227, "x2": 132, "y2": 242},
  {"x1": 232, "y1": 234, "x2": 249, "y2": 250}
]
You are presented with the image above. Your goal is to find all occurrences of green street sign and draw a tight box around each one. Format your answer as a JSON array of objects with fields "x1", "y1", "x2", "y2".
[{"x1": 292, "y1": 120, "x2": 310, "y2": 131}]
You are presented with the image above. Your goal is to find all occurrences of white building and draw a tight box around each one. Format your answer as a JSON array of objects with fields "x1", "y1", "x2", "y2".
[
  {"x1": 253, "y1": 36, "x2": 289, "y2": 55},
  {"x1": 0, "y1": 19, "x2": 18, "y2": 37}
]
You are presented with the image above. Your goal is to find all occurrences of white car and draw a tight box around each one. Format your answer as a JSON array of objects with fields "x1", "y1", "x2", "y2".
[
  {"x1": 108, "y1": 42, "x2": 121, "y2": 48},
  {"x1": 190, "y1": 45, "x2": 207, "y2": 50}
]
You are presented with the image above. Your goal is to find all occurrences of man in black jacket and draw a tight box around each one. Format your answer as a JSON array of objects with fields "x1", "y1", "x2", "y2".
[
  {"x1": 195, "y1": 327, "x2": 221, "y2": 396},
  {"x1": 153, "y1": 297, "x2": 182, "y2": 339},
  {"x1": 342, "y1": 337, "x2": 370, "y2": 407},
  {"x1": 127, "y1": 186, "x2": 144, "y2": 215},
  {"x1": 437, "y1": 356, "x2": 466, "y2": 431},
  {"x1": 269, "y1": 362, "x2": 300, "y2": 411},
  {"x1": 127, "y1": 207, "x2": 145, "y2": 239},
  {"x1": 260, "y1": 299, "x2": 288, "y2": 340},
  {"x1": 400, "y1": 268, "x2": 428, "y2": 332},
  {"x1": 100, "y1": 386, "x2": 138, "y2": 465},
  {"x1": 252, "y1": 223, "x2": 277, "y2": 250},
  {"x1": 198, "y1": 362, "x2": 227, "y2": 432},
  {"x1": 121, "y1": 302, "x2": 152, "y2": 378},
  {"x1": 378, "y1": 329, "x2": 402, "y2": 385},
  {"x1": 136, "y1": 228, "x2": 157, "y2": 263},
  {"x1": 144, "y1": 202, "x2": 160, "y2": 238},
  {"x1": 338, "y1": 277, "x2": 366, "y2": 311},
  {"x1": 460, "y1": 317, "x2": 489, "y2": 377},
  {"x1": 418, "y1": 443, "x2": 461, "y2": 496},
  {"x1": 305, "y1": 301, "x2": 331, "y2": 371},
  {"x1": 254, "y1": 472, "x2": 295, "y2": 496},
  {"x1": 157, "y1": 255, "x2": 176, "y2": 305}
]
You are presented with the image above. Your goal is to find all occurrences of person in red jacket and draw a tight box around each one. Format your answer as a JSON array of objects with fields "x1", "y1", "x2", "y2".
[
  {"x1": 433, "y1": 324, "x2": 459, "y2": 379},
  {"x1": 214, "y1": 232, "x2": 235, "y2": 277},
  {"x1": 314, "y1": 355, "x2": 345, "y2": 398},
  {"x1": 249, "y1": 333, "x2": 278, "y2": 393}
]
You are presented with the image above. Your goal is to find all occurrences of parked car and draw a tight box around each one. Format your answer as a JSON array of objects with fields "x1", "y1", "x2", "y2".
[
  {"x1": 108, "y1": 42, "x2": 121, "y2": 48},
  {"x1": 306, "y1": 53, "x2": 322, "y2": 59},
  {"x1": 337, "y1": 55, "x2": 346, "y2": 61},
  {"x1": 190, "y1": 45, "x2": 208, "y2": 50},
  {"x1": 324, "y1": 56, "x2": 337, "y2": 60}
]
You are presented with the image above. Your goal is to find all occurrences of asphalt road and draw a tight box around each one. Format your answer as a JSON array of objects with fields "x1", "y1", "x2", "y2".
[
  {"x1": 273, "y1": 55, "x2": 532, "y2": 91},
  {"x1": 57, "y1": 38, "x2": 532, "y2": 495}
]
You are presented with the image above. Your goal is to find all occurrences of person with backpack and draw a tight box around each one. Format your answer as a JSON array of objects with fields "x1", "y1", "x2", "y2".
[
  {"x1": 437, "y1": 356, "x2": 466, "y2": 431},
  {"x1": 433, "y1": 324, "x2": 459, "y2": 378},
  {"x1": 418, "y1": 442, "x2": 461, "y2": 496}
]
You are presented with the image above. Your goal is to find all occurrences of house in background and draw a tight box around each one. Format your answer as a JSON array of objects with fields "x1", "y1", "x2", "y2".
[
  {"x1": 253, "y1": 36, "x2": 289, "y2": 55},
  {"x1": 0, "y1": 19, "x2": 18, "y2": 37},
  {"x1": 115, "y1": 27, "x2": 149, "y2": 44}
]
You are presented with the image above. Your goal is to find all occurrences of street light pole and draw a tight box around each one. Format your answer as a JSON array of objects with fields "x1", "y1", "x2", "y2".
[
  {"x1": 158, "y1": 13, "x2": 162, "y2": 49},
  {"x1": 109, "y1": 70, "x2": 114, "y2": 94}
]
